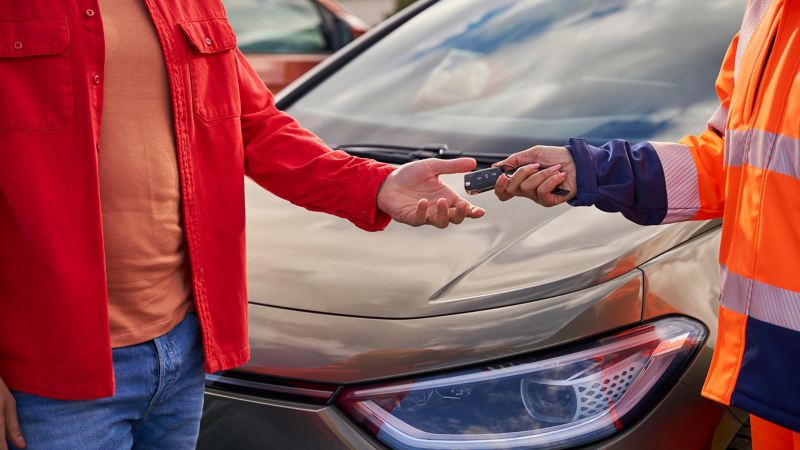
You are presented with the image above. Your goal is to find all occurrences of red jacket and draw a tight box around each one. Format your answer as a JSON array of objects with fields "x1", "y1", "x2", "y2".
[{"x1": 0, "y1": 0, "x2": 394, "y2": 400}]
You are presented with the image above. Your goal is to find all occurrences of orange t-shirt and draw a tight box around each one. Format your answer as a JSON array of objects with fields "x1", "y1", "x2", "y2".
[{"x1": 98, "y1": 0, "x2": 192, "y2": 347}]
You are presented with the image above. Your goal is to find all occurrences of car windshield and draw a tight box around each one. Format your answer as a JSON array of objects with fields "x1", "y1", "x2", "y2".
[{"x1": 286, "y1": 0, "x2": 744, "y2": 155}]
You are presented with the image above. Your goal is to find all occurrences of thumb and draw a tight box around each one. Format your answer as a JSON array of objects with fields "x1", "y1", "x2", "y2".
[
  {"x1": 426, "y1": 158, "x2": 477, "y2": 175},
  {"x1": 493, "y1": 154, "x2": 519, "y2": 168},
  {"x1": 494, "y1": 147, "x2": 540, "y2": 168}
]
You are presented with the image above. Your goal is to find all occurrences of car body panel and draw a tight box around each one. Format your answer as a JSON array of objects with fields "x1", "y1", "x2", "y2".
[
  {"x1": 641, "y1": 229, "x2": 753, "y2": 436},
  {"x1": 246, "y1": 176, "x2": 713, "y2": 318},
  {"x1": 642, "y1": 228, "x2": 722, "y2": 393},
  {"x1": 240, "y1": 270, "x2": 642, "y2": 384}
]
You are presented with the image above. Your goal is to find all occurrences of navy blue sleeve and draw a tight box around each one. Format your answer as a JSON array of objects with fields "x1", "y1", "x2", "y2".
[{"x1": 566, "y1": 138, "x2": 669, "y2": 225}]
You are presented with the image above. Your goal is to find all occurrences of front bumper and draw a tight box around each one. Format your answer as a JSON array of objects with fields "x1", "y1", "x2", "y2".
[
  {"x1": 199, "y1": 388, "x2": 380, "y2": 449},
  {"x1": 198, "y1": 380, "x2": 740, "y2": 450},
  {"x1": 199, "y1": 228, "x2": 742, "y2": 449}
]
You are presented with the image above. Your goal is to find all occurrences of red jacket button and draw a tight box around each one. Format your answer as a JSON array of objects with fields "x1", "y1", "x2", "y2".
[{"x1": 92, "y1": 74, "x2": 101, "y2": 85}]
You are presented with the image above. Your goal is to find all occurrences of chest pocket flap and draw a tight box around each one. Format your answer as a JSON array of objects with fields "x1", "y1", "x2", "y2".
[
  {"x1": 179, "y1": 18, "x2": 240, "y2": 121},
  {"x1": 179, "y1": 18, "x2": 237, "y2": 54},
  {"x1": 0, "y1": 18, "x2": 68, "y2": 57},
  {"x1": 0, "y1": 17, "x2": 72, "y2": 131}
]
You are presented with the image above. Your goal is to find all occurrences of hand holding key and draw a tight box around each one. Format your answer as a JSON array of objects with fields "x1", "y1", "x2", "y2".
[{"x1": 492, "y1": 146, "x2": 577, "y2": 206}]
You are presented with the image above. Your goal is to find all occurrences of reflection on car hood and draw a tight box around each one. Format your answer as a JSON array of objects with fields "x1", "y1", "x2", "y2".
[{"x1": 245, "y1": 173, "x2": 709, "y2": 318}]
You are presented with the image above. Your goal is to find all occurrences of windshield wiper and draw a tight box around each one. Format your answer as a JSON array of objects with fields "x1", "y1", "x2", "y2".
[{"x1": 332, "y1": 143, "x2": 501, "y2": 165}]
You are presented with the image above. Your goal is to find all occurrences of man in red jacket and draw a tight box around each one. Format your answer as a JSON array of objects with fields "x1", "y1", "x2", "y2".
[{"x1": 0, "y1": 1, "x2": 484, "y2": 449}]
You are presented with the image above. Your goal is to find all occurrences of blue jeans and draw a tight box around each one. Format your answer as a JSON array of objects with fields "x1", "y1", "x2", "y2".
[{"x1": 10, "y1": 313, "x2": 205, "y2": 450}]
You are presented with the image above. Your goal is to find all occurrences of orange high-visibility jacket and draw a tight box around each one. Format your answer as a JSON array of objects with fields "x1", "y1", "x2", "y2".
[{"x1": 567, "y1": 0, "x2": 800, "y2": 430}]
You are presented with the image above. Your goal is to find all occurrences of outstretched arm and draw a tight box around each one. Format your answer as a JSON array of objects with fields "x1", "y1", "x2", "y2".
[
  {"x1": 494, "y1": 33, "x2": 738, "y2": 225},
  {"x1": 235, "y1": 49, "x2": 483, "y2": 230}
]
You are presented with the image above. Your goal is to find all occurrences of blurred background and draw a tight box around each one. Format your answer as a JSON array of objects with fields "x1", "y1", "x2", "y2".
[
  {"x1": 342, "y1": 0, "x2": 421, "y2": 25},
  {"x1": 339, "y1": 0, "x2": 396, "y2": 26},
  {"x1": 225, "y1": 0, "x2": 420, "y2": 92}
]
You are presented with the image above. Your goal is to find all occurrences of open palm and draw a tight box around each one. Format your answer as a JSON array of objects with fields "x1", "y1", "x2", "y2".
[{"x1": 377, "y1": 158, "x2": 485, "y2": 228}]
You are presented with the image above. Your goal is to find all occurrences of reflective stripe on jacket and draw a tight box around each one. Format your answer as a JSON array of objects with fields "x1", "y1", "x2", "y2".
[
  {"x1": 0, "y1": 1, "x2": 394, "y2": 400},
  {"x1": 568, "y1": 0, "x2": 800, "y2": 431}
]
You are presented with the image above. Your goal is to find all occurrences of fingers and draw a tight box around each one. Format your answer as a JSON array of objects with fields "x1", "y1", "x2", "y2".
[
  {"x1": 493, "y1": 146, "x2": 540, "y2": 169},
  {"x1": 494, "y1": 145, "x2": 574, "y2": 173},
  {"x1": 494, "y1": 162, "x2": 569, "y2": 207},
  {"x1": 519, "y1": 164, "x2": 561, "y2": 201},
  {"x1": 448, "y1": 201, "x2": 468, "y2": 225},
  {"x1": 449, "y1": 200, "x2": 486, "y2": 222},
  {"x1": 412, "y1": 199, "x2": 428, "y2": 226},
  {"x1": 537, "y1": 172, "x2": 570, "y2": 207},
  {"x1": 0, "y1": 383, "x2": 23, "y2": 450},
  {"x1": 493, "y1": 155, "x2": 517, "y2": 169},
  {"x1": 4, "y1": 402, "x2": 23, "y2": 450},
  {"x1": 506, "y1": 164, "x2": 541, "y2": 194},
  {"x1": 422, "y1": 198, "x2": 485, "y2": 228},
  {"x1": 431, "y1": 198, "x2": 450, "y2": 229},
  {"x1": 427, "y1": 158, "x2": 477, "y2": 175},
  {"x1": 494, "y1": 175, "x2": 513, "y2": 201},
  {"x1": 466, "y1": 205, "x2": 486, "y2": 218}
]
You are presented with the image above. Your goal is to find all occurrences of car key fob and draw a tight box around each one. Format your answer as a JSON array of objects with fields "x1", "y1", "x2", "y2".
[
  {"x1": 464, "y1": 166, "x2": 571, "y2": 196},
  {"x1": 464, "y1": 167, "x2": 503, "y2": 194}
]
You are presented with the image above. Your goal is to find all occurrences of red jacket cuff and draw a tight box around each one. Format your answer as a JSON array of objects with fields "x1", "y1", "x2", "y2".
[{"x1": 349, "y1": 162, "x2": 396, "y2": 232}]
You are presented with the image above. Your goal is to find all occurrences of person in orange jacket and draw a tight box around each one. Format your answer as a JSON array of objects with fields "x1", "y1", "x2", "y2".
[{"x1": 494, "y1": 1, "x2": 800, "y2": 449}]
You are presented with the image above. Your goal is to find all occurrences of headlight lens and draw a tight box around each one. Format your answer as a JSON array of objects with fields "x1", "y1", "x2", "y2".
[{"x1": 337, "y1": 317, "x2": 706, "y2": 450}]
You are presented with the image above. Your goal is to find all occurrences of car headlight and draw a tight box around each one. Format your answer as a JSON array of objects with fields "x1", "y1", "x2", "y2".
[{"x1": 337, "y1": 317, "x2": 706, "y2": 450}]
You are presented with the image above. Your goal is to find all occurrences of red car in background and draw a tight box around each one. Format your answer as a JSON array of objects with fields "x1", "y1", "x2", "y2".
[{"x1": 225, "y1": 0, "x2": 368, "y2": 92}]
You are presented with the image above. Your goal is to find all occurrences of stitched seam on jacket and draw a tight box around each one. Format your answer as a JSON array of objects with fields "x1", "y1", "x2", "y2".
[{"x1": 143, "y1": 0, "x2": 217, "y2": 352}]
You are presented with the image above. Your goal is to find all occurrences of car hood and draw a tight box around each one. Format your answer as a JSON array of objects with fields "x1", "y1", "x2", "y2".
[{"x1": 245, "y1": 173, "x2": 709, "y2": 318}]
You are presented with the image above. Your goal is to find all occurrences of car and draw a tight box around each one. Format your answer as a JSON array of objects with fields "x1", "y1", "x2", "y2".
[
  {"x1": 198, "y1": 0, "x2": 751, "y2": 449},
  {"x1": 224, "y1": 0, "x2": 368, "y2": 92}
]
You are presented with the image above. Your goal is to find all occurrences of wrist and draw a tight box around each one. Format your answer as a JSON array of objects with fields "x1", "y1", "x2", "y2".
[
  {"x1": 565, "y1": 139, "x2": 598, "y2": 206},
  {"x1": 376, "y1": 170, "x2": 397, "y2": 215}
]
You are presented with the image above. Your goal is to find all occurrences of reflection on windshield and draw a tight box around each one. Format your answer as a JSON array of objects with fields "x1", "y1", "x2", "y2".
[{"x1": 287, "y1": 0, "x2": 743, "y2": 155}]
